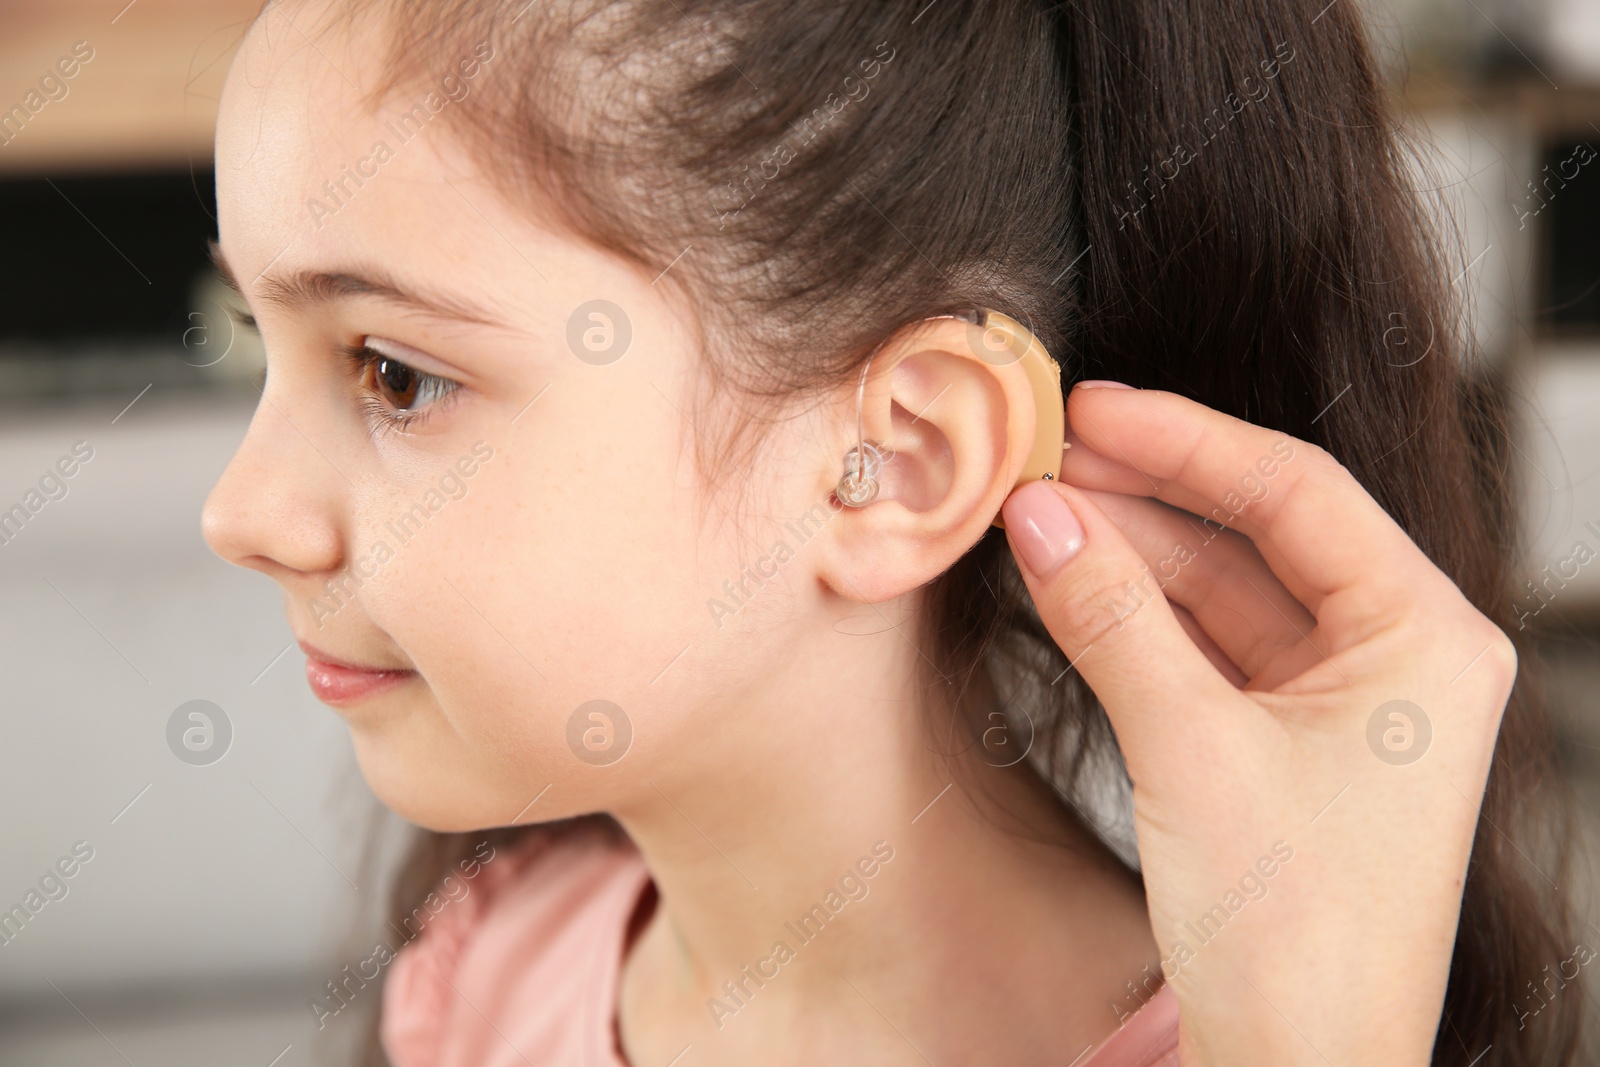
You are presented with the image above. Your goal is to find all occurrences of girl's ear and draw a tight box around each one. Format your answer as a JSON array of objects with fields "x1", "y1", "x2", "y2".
[{"x1": 813, "y1": 315, "x2": 1042, "y2": 605}]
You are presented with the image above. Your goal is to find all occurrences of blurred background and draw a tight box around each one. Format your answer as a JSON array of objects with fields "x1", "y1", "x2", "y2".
[{"x1": 0, "y1": 0, "x2": 1597, "y2": 1064}]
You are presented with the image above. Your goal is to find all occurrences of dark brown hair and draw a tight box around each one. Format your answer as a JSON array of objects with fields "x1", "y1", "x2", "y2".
[{"x1": 274, "y1": 0, "x2": 1586, "y2": 1063}]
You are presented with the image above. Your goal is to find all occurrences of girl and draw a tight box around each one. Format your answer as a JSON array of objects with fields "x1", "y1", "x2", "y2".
[{"x1": 202, "y1": 0, "x2": 1584, "y2": 1063}]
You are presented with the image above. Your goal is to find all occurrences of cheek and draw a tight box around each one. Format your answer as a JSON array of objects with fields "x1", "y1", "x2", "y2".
[{"x1": 343, "y1": 375, "x2": 744, "y2": 815}]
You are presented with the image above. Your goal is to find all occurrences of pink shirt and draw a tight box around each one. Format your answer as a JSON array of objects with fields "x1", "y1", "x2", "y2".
[{"x1": 382, "y1": 824, "x2": 1180, "y2": 1066}]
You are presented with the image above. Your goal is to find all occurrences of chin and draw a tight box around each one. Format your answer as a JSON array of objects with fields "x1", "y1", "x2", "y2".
[
  {"x1": 345, "y1": 730, "x2": 498, "y2": 833},
  {"x1": 345, "y1": 722, "x2": 595, "y2": 834}
]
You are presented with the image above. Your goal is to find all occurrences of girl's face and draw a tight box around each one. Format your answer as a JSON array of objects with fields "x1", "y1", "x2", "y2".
[{"x1": 204, "y1": 3, "x2": 849, "y2": 831}]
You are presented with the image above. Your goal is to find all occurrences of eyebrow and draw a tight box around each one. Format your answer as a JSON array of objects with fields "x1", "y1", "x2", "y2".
[{"x1": 207, "y1": 239, "x2": 510, "y2": 328}]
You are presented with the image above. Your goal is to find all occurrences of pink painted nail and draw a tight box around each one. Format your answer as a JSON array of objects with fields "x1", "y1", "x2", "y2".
[{"x1": 1002, "y1": 480, "x2": 1085, "y2": 579}]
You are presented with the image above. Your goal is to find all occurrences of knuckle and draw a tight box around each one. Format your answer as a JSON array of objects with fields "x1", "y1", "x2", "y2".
[
  {"x1": 1044, "y1": 565, "x2": 1156, "y2": 650},
  {"x1": 1294, "y1": 440, "x2": 1348, "y2": 480},
  {"x1": 1270, "y1": 438, "x2": 1346, "y2": 500},
  {"x1": 1437, "y1": 608, "x2": 1519, "y2": 699},
  {"x1": 1478, "y1": 624, "x2": 1520, "y2": 692},
  {"x1": 1278, "y1": 433, "x2": 1320, "y2": 461}
]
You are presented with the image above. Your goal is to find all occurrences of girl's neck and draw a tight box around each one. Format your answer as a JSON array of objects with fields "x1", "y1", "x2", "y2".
[{"x1": 612, "y1": 618, "x2": 1160, "y2": 1066}]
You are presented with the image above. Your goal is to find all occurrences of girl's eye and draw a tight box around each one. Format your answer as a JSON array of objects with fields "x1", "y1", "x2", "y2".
[
  {"x1": 345, "y1": 339, "x2": 461, "y2": 435},
  {"x1": 373, "y1": 353, "x2": 423, "y2": 409}
]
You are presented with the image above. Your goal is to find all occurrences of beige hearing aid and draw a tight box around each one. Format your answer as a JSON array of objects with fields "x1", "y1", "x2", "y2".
[
  {"x1": 834, "y1": 308, "x2": 1066, "y2": 531},
  {"x1": 965, "y1": 310, "x2": 1066, "y2": 530}
]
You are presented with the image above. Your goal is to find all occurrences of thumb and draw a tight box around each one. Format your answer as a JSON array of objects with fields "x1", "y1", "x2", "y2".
[{"x1": 1000, "y1": 478, "x2": 1234, "y2": 768}]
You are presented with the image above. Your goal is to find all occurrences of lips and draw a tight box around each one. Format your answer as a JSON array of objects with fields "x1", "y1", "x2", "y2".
[{"x1": 298, "y1": 641, "x2": 416, "y2": 707}]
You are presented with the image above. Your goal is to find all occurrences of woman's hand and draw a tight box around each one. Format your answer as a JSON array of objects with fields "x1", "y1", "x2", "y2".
[{"x1": 999, "y1": 383, "x2": 1514, "y2": 1067}]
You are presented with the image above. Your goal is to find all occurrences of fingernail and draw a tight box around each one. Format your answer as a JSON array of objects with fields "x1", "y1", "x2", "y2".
[
  {"x1": 1075, "y1": 379, "x2": 1135, "y2": 390},
  {"x1": 1003, "y1": 480, "x2": 1085, "y2": 579}
]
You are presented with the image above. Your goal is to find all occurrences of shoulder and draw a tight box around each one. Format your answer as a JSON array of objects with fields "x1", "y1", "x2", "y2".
[
  {"x1": 381, "y1": 819, "x2": 649, "y2": 1067},
  {"x1": 1081, "y1": 981, "x2": 1180, "y2": 1067}
]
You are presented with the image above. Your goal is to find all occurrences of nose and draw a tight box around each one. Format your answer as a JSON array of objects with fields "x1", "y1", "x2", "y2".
[{"x1": 203, "y1": 394, "x2": 346, "y2": 580}]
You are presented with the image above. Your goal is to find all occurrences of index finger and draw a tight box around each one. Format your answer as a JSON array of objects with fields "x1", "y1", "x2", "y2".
[{"x1": 1061, "y1": 384, "x2": 1426, "y2": 618}]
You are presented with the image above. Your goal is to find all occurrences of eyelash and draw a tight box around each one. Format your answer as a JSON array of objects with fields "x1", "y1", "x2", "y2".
[{"x1": 228, "y1": 308, "x2": 462, "y2": 438}]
